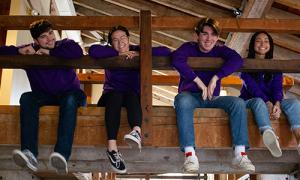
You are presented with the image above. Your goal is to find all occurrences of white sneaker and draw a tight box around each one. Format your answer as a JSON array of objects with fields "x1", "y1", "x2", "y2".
[
  {"x1": 263, "y1": 129, "x2": 282, "y2": 157},
  {"x1": 232, "y1": 153, "x2": 255, "y2": 173},
  {"x1": 124, "y1": 130, "x2": 142, "y2": 150},
  {"x1": 297, "y1": 143, "x2": 300, "y2": 155},
  {"x1": 183, "y1": 155, "x2": 199, "y2": 173},
  {"x1": 49, "y1": 152, "x2": 68, "y2": 175}
]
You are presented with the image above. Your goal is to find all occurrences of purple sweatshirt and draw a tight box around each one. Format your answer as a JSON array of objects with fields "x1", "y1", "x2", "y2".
[
  {"x1": 172, "y1": 42, "x2": 243, "y2": 95},
  {"x1": 89, "y1": 45, "x2": 171, "y2": 94},
  {"x1": 0, "y1": 39, "x2": 83, "y2": 95},
  {"x1": 240, "y1": 72, "x2": 283, "y2": 104}
]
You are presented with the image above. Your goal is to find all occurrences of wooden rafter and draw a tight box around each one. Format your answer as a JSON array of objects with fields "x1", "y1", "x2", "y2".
[{"x1": 226, "y1": 0, "x2": 274, "y2": 55}]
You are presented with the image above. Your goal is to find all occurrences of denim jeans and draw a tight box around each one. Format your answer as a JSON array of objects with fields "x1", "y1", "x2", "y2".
[
  {"x1": 19, "y1": 89, "x2": 86, "y2": 160},
  {"x1": 246, "y1": 98, "x2": 300, "y2": 132},
  {"x1": 174, "y1": 92, "x2": 249, "y2": 151}
]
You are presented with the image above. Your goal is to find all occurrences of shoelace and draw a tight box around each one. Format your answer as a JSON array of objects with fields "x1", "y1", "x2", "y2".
[
  {"x1": 131, "y1": 131, "x2": 141, "y2": 140},
  {"x1": 113, "y1": 151, "x2": 124, "y2": 163}
]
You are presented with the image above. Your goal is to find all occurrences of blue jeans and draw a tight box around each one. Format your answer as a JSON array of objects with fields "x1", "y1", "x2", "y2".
[
  {"x1": 174, "y1": 92, "x2": 249, "y2": 151},
  {"x1": 246, "y1": 98, "x2": 300, "y2": 132},
  {"x1": 19, "y1": 89, "x2": 86, "y2": 160}
]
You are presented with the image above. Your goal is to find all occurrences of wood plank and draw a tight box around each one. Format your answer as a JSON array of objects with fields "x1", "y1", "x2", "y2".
[
  {"x1": 77, "y1": 73, "x2": 294, "y2": 89},
  {"x1": 1, "y1": 56, "x2": 300, "y2": 73},
  {"x1": 1, "y1": 16, "x2": 300, "y2": 33},
  {"x1": 0, "y1": 105, "x2": 296, "y2": 148},
  {"x1": 140, "y1": 10, "x2": 153, "y2": 145},
  {"x1": 0, "y1": 146, "x2": 298, "y2": 174}
]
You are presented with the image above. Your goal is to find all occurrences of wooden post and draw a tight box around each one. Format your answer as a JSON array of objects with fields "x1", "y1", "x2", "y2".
[
  {"x1": 139, "y1": 10, "x2": 152, "y2": 145},
  {"x1": 84, "y1": 84, "x2": 92, "y2": 104},
  {"x1": 0, "y1": 0, "x2": 11, "y2": 86}
]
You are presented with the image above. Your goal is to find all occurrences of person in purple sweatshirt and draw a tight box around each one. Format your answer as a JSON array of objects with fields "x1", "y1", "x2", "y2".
[
  {"x1": 240, "y1": 31, "x2": 300, "y2": 157},
  {"x1": 89, "y1": 25, "x2": 171, "y2": 173},
  {"x1": 0, "y1": 19, "x2": 86, "y2": 174},
  {"x1": 172, "y1": 18, "x2": 255, "y2": 173}
]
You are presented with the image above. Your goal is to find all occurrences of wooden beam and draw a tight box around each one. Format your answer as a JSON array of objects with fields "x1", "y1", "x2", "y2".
[
  {"x1": 275, "y1": 0, "x2": 300, "y2": 12},
  {"x1": 226, "y1": 0, "x2": 274, "y2": 55},
  {"x1": 77, "y1": 73, "x2": 294, "y2": 89},
  {"x1": 1, "y1": 16, "x2": 300, "y2": 32},
  {"x1": 149, "y1": 0, "x2": 232, "y2": 18},
  {"x1": 140, "y1": 10, "x2": 153, "y2": 145},
  {"x1": 1, "y1": 56, "x2": 300, "y2": 73}
]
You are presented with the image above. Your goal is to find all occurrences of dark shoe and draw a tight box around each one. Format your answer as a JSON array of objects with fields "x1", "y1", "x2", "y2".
[
  {"x1": 12, "y1": 149, "x2": 38, "y2": 172},
  {"x1": 106, "y1": 150, "x2": 127, "y2": 173},
  {"x1": 49, "y1": 152, "x2": 68, "y2": 175}
]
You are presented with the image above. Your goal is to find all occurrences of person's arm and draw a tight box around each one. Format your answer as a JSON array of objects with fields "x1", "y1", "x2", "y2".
[
  {"x1": 215, "y1": 46, "x2": 243, "y2": 79},
  {"x1": 152, "y1": 46, "x2": 171, "y2": 56},
  {"x1": 89, "y1": 44, "x2": 118, "y2": 59},
  {"x1": 0, "y1": 45, "x2": 19, "y2": 55},
  {"x1": 171, "y1": 42, "x2": 197, "y2": 82},
  {"x1": 49, "y1": 39, "x2": 83, "y2": 59},
  {"x1": 270, "y1": 73, "x2": 283, "y2": 103},
  {"x1": 240, "y1": 72, "x2": 270, "y2": 102}
]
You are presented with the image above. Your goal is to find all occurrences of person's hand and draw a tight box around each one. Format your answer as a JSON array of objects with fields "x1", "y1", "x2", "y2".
[
  {"x1": 207, "y1": 75, "x2": 219, "y2": 100},
  {"x1": 193, "y1": 77, "x2": 207, "y2": 100},
  {"x1": 119, "y1": 51, "x2": 139, "y2": 59},
  {"x1": 271, "y1": 101, "x2": 281, "y2": 120},
  {"x1": 35, "y1": 48, "x2": 50, "y2": 55},
  {"x1": 18, "y1": 45, "x2": 36, "y2": 55},
  {"x1": 266, "y1": 101, "x2": 275, "y2": 120}
]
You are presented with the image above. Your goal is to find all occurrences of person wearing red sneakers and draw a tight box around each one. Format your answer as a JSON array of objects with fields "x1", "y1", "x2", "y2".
[
  {"x1": 240, "y1": 31, "x2": 300, "y2": 157},
  {"x1": 89, "y1": 25, "x2": 171, "y2": 173},
  {"x1": 0, "y1": 19, "x2": 86, "y2": 174},
  {"x1": 172, "y1": 18, "x2": 255, "y2": 173}
]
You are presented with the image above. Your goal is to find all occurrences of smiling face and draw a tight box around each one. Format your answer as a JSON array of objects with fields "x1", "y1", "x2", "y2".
[
  {"x1": 34, "y1": 29, "x2": 56, "y2": 49},
  {"x1": 254, "y1": 33, "x2": 270, "y2": 59},
  {"x1": 197, "y1": 25, "x2": 219, "y2": 53},
  {"x1": 111, "y1": 30, "x2": 130, "y2": 53}
]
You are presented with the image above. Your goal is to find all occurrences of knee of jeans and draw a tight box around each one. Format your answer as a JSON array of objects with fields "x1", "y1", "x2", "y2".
[
  {"x1": 19, "y1": 92, "x2": 34, "y2": 105},
  {"x1": 62, "y1": 95, "x2": 78, "y2": 107},
  {"x1": 231, "y1": 97, "x2": 246, "y2": 108},
  {"x1": 251, "y1": 98, "x2": 266, "y2": 108},
  {"x1": 283, "y1": 99, "x2": 300, "y2": 108},
  {"x1": 174, "y1": 93, "x2": 194, "y2": 110}
]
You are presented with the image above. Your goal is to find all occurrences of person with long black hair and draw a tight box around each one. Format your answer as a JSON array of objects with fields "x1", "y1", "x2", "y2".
[{"x1": 240, "y1": 31, "x2": 300, "y2": 157}]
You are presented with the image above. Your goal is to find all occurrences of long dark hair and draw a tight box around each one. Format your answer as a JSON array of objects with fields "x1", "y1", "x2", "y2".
[{"x1": 248, "y1": 31, "x2": 274, "y2": 82}]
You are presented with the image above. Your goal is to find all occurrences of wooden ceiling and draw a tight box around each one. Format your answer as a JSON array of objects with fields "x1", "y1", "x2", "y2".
[{"x1": 72, "y1": 0, "x2": 300, "y2": 105}]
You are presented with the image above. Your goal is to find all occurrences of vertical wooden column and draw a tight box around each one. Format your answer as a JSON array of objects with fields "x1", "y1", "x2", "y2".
[
  {"x1": 0, "y1": 0, "x2": 11, "y2": 86},
  {"x1": 139, "y1": 10, "x2": 152, "y2": 145}
]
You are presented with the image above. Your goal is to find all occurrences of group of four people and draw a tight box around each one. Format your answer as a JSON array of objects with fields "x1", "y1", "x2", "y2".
[{"x1": 0, "y1": 18, "x2": 300, "y2": 175}]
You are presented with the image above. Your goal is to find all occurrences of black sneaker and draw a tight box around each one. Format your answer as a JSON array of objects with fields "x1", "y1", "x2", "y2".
[{"x1": 106, "y1": 150, "x2": 127, "y2": 173}]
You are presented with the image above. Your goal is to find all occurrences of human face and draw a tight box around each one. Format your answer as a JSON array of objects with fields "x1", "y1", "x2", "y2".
[
  {"x1": 111, "y1": 30, "x2": 129, "y2": 53},
  {"x1": 254, "y1": 33, "x2": 270, "y2": 58},
  {"x1": 197, "y1": 25, "x2": 219, "y2": 53},
  {"x1": 34, "y1": 29, "x2": 56, "y2": 49}
]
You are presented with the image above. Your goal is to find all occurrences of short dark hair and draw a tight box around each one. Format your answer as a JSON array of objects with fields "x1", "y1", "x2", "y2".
[
  {"x1": 108, "y1": 25, "x2": 130, "y2": 45},
  {"x1": 194, "y1": 17, "x2": 220, "y2": 35},
  {"x1": 29, "y1": 19, "x2": 52, "y2": 39}
]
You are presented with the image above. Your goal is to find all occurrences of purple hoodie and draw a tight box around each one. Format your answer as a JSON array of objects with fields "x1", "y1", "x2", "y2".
[
  {"x1": 89, "y1": 45, "x2": 171, "y2": 94},
  {"x1": 240, "y1": 72, "x2": 283, "y2": 104},
  {"x1": 0, "y1": 39, "x2": 83, "y2": 95},
  {"x1": 172, "y1": 42, "x2": 243, "y2": 95}
]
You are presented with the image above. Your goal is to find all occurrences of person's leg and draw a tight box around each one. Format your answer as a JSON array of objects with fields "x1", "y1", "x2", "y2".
[
  {"x1": 98, "y1": 91, "x2": 126, "y2": 173},
  {"x1": 123, "y1": 91, "x2": 142, "y2": 149},
  {"x1": 13, "y1": 91, "x2": 55, "y2": 172},
  {"x1": 206, "y1": 96, "x2": 255, "y2": 172},
  {"x1": 281, "y1": 99, "x2": 300, "y2": 154},
  {"x1": 174, "y1": 92, "x2": 202, "y2": 173},
  {"x1": 50, "y1": 89, "x2": 86, "y2": 174},
  {"x1": 246, "y1": 98, "x2": 281, "y2": 157}
]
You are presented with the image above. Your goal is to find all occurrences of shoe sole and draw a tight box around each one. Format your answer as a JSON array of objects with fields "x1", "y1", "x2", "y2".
[
  {"x1": 297, "y1": 144, "x2": 300, "y2": 155},
  {"x1": 183, "y1": 167, "x2": 199, "y2": 173},
  {"x1": 110, "y1": 165, "x2": 127, "y2": 174},
  {"x1": 232, "y1": 163, "x2": 255, "y2": 173},
  {"x1": 50, "y1": 154, "x2": 68, "y2": 175},
  {"x1": 124, "y1": 135, "x2": 141, "y2": 150},
  {"x1": 263, "y1": 130, "x2": 282, "y2": 158},
  {"x1": 12, "y1": 150, "x2": 37, "y2": 172}
]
